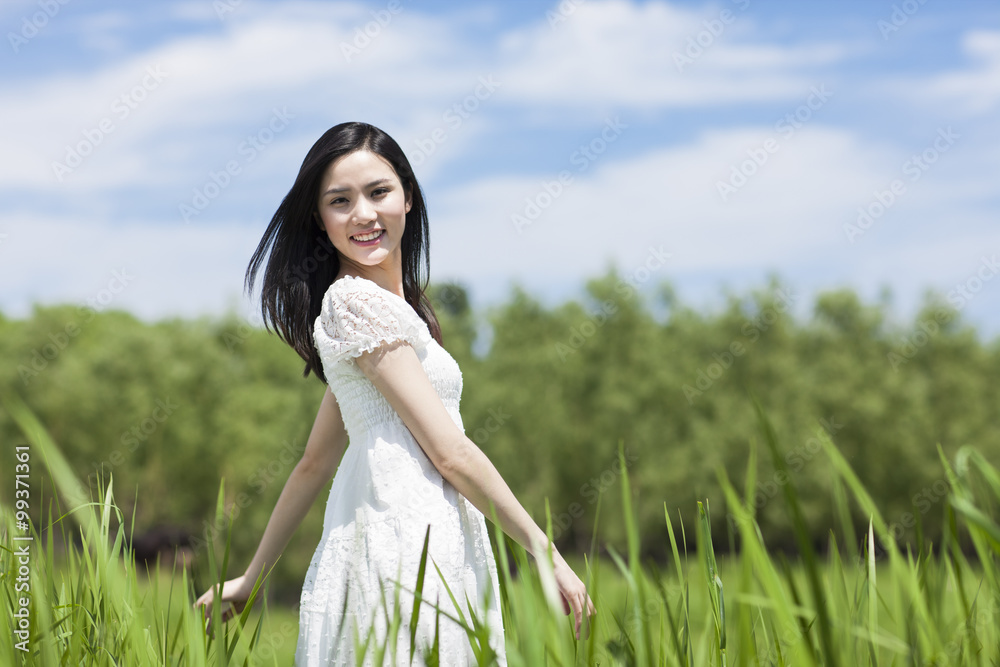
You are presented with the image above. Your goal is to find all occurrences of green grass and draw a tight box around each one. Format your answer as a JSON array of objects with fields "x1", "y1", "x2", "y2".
[{"x1": 2, "y1": 390, "x2": 999, "y2": 665}]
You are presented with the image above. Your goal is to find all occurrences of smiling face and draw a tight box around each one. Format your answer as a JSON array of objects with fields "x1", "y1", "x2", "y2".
[{"x1": 315, "y1": 149, "x2": 412, "y2": 280}]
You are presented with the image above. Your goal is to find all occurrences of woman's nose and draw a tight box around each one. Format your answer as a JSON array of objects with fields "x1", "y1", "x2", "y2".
[{"x1": 353, "y1": 196, "x2": 377, "y2": 221}]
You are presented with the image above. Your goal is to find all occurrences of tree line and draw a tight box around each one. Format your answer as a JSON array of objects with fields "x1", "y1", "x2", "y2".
[{"x1": 2, "y1": 268, "x2": 997, "y2": 597}]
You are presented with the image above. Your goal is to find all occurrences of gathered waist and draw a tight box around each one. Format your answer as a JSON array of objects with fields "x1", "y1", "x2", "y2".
[{"x1": 344, "y1": 405, "x2": 463, "y2": 444}]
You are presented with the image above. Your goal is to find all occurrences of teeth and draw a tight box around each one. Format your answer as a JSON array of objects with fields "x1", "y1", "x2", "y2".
[{"x1": 353, "y1": 230, "x2": 383, "y2": 242}]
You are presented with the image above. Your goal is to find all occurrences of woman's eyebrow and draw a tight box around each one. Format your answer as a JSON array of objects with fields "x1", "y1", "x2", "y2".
[{"x1": 323, "y1": 179, "x2": 392, "y2": 196}]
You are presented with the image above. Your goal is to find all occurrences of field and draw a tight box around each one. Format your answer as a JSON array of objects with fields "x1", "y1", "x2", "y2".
[{"x1": 3, "y1": 394, "x2": 999, "y2": 665}]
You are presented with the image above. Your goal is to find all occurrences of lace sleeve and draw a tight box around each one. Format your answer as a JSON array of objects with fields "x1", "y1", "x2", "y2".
[{"x1": 313, "y1": 277, "x2": 432, "y2": 365}]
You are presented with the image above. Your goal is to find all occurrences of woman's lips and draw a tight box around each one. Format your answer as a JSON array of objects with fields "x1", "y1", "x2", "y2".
[{"x1": 351, "y1": 229, "x2": 385, "y2": 246}]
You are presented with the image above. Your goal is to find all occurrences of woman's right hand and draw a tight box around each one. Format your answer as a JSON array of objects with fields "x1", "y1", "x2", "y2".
[{"x1": 193, "y1": 574, "x2": 254, "y2": 635}]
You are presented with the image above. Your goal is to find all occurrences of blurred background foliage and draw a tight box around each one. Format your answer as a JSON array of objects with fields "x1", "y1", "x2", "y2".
[{"x1": 2, "y1": 268, "x2": 998, "y2": 601}]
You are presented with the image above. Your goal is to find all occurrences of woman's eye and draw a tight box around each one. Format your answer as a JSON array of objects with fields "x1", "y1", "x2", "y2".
[
  {"x1": 330, "y1": 197, "x2": 346, "y2": 205},
  {"x1": 372, "y1": 187, "x2": 389, "y2": 197}
]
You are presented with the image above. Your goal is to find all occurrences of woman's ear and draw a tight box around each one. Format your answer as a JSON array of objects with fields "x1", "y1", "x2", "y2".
[
  {"x1": 313, "y1": 211, "x2": 324, "y2": 230},
  {"x1": 405, "y1": 188, "x2": 412, "y2": 214}
]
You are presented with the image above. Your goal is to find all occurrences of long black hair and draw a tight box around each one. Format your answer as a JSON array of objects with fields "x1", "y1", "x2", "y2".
[{"x1": 245, "y1": 121, "x2": 442, "y2": 383}]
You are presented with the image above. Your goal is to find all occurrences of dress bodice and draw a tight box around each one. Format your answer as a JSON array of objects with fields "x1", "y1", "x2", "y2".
[{"x1": 312, "y1": 275, "x2": 465, "y2": 440}]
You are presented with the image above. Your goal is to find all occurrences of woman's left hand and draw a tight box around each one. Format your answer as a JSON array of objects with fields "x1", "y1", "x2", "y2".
[{"x1": 552, "y1": 557, "x2": 596, "y2": 639}]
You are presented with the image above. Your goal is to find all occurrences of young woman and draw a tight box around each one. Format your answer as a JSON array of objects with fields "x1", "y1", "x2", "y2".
[{"x1": 193, "y1": 122, "x2": 595, "y2": 665}]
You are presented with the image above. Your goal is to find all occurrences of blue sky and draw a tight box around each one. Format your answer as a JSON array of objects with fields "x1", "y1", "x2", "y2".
[{"x1": 2, "y1": 0, "x2": 999, "y2": 336}]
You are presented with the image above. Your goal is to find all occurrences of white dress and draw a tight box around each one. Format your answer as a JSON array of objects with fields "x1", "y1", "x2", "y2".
[{"x1": 294, "y1": 275, "x2": 508, "y2": 666}]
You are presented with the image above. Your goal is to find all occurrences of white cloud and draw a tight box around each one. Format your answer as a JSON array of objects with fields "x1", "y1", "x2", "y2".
[
  {"x1": 3, "y1": 113, "x2": 998, "y2": 335},
  {"x1": 2, "y1": 123, "x2": 891, "y2": 318},
  {"x1": 2, "y1": 0, "x2": 999, "y2": 337},
  {"x1": 923, "y1": 29, "x2": 1000, "y2": 114},
  {"x1": 0, "y1": 214, "x2": 262, "y2": 321},
  {"x1": 0, "y1": 2, "x2": 480, "y2": 191},
  {"x1": 428, "y1": 124, "x2": 890, "y2": 281},
  {"x1": 495, "y1": 0, "x2": 846, "y2": 107},
  {"x1": 0, "y1": 0, "x2": 857, "y2": 195},
  {"x1": 884, "y1": 29, "x2": 1000, "y2": 117}
]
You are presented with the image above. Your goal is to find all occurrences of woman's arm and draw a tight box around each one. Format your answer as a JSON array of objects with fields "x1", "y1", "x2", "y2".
[
  {"x1": 194, "y1": 386, "x2": 348, "y2": 626},
  {"x1": 356, "y1": 340, "x2": 596, "y2": 637},
  {"x1": 241, "y1": 386, "x2": 349, "y2": 584}
]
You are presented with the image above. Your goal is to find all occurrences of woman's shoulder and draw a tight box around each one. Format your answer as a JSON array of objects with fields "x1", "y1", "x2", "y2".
[
  {"x1": 321, "y1": 275, "x2": 413, "y2": 318},
  {"x1": 316, "y1": 275, "x2": 431, "y2": 348}
]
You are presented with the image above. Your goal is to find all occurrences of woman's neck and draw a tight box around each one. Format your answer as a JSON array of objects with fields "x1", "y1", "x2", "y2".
[{"x1": 336, "y1": 263, "x2": 405, "y2": 300}]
